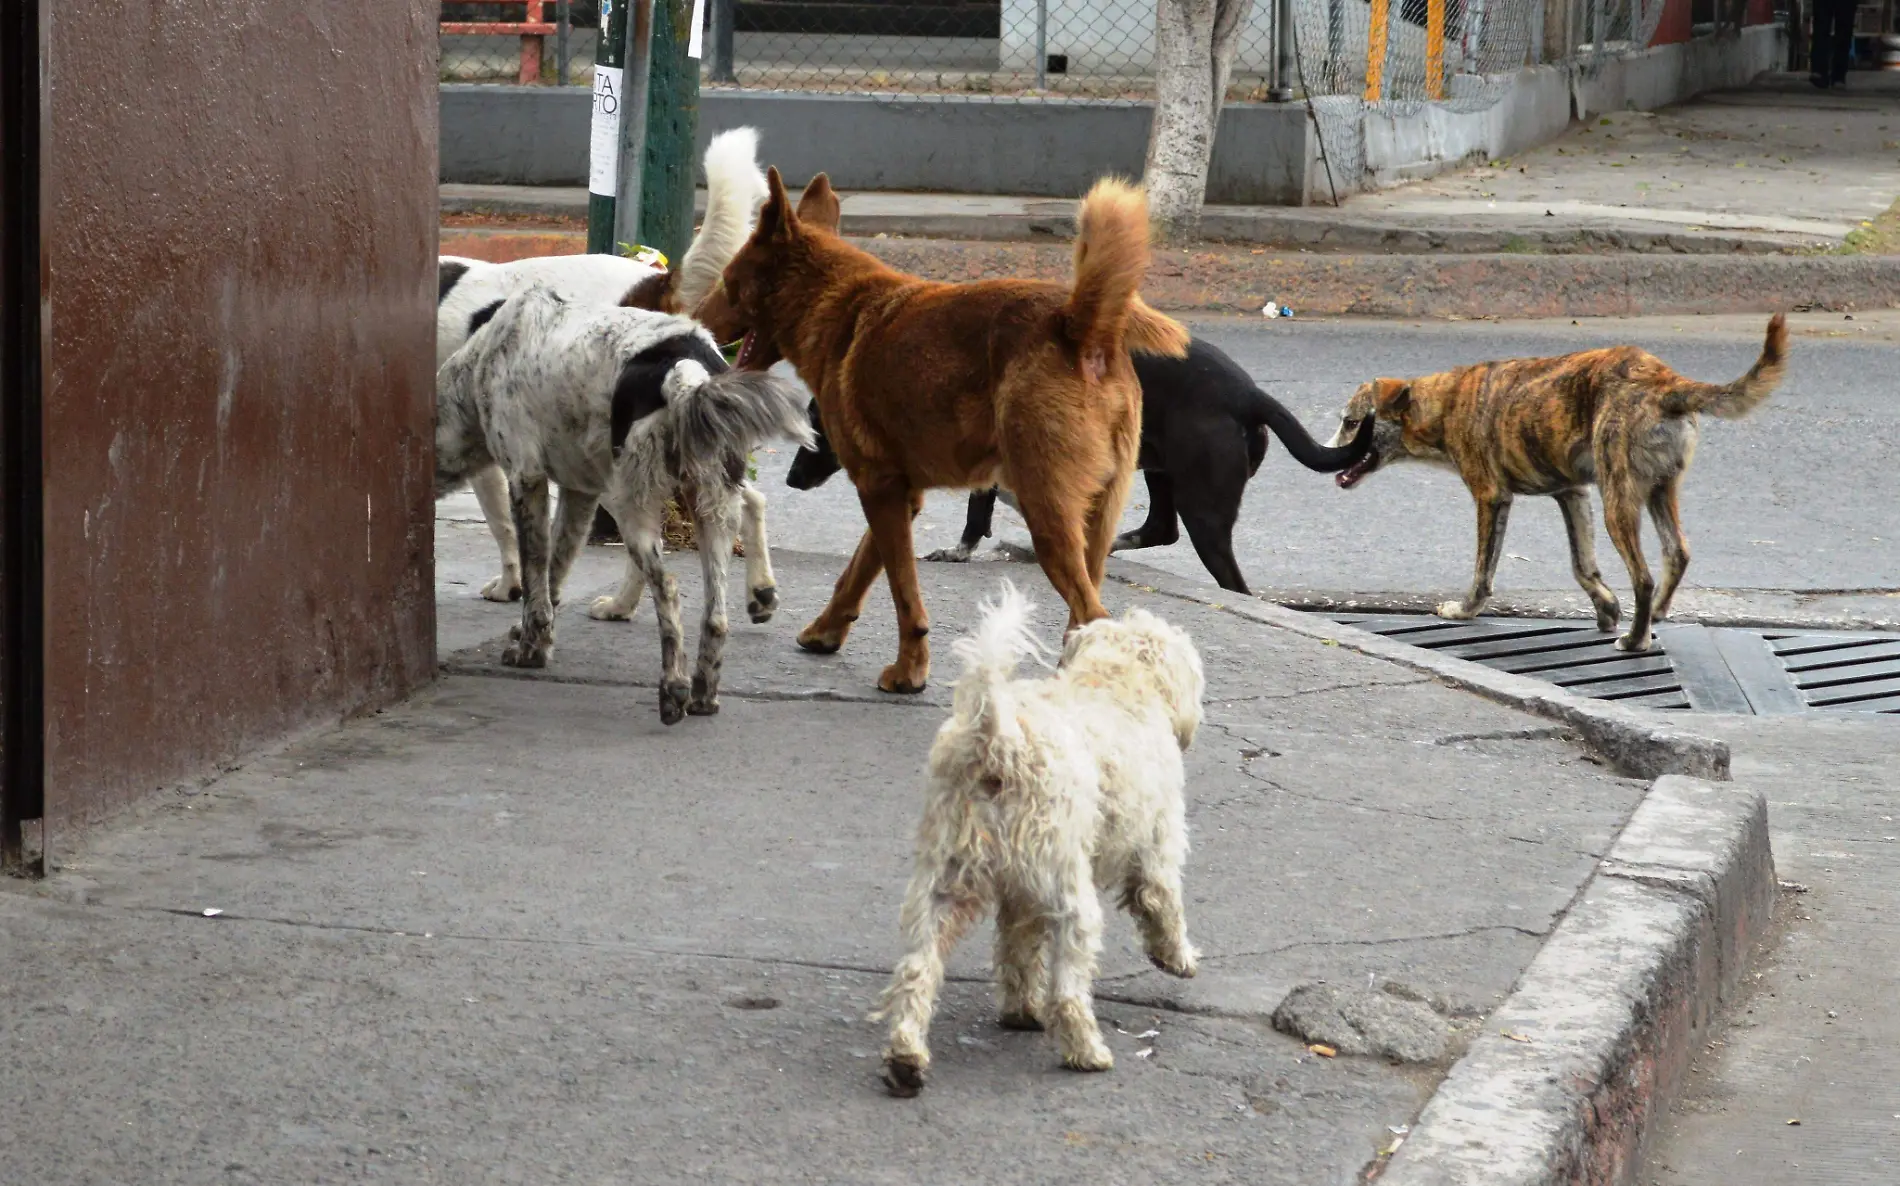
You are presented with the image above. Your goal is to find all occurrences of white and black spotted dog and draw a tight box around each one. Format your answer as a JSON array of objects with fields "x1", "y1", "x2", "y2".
[
  {"x1": 437, "y1": 283, "x2": 813, "y2": 724},
  {"x1": 437, "y1": 126, "x2": 770, "y2": 602}
]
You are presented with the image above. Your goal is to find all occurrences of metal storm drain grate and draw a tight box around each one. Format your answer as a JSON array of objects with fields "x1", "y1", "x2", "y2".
[{"x1": 1329, "y1": 614, "x2": 1900, "y2": 717}]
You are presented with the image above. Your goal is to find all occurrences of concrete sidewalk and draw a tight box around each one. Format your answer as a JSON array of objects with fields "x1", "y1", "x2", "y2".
[
  {"x1": 0, "y1": 510, "x2": 1676, "y2": 1183},
  {"x1": 442, "y1": 75, "x2": 1900, "y2": 257}
]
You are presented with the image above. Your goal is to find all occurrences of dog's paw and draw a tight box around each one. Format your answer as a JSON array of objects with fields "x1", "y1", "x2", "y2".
[
  {"x1": 881, "y1": 1053, "x2": 928, "y2": 1098},
  {"x1": 588, "y1": 595, "x2": 635, "y2": 622},
  {"x1": 878, "y1": 664, "x2": 928, "y2": 695},
  {"x1": 997, "y1": 1010, "x2": 1044, "y2": 1032},
  {"x1": 1061, "y1": 1041, "x2": 1114, "y2": 1073},
  {"x1": 1593, "y1": 603, "x2": 1622, "y2": 633},
  {"x1": 797, "y1": 622, "x2": 845, "y2": 655},
  {"x1": 747, "y1": 585, "x2": 778, "y2": 624},
  {"x1": 481, "y1": 574, "x2": 524, "y2": 603},
  {"x1": 1150, "y1": 945, "x2": 1199, "y2": 980},
  {"x1": 1614, "y1": 631, "x2": 1654, "y2": 653},
  {"x1": 921, "y1": 545, "x2": 973, "y2": 563},
  {"x1": 687, "y1": 674, "x2": 720, "y2": 716},
  {"x1": 659, "y1": 680, "x2": 691, "y2": 726},
  {"x1": 1435, "y1": 600, "x2": 1480, "y2": 621},
  {"x1": 501, "y1": 642, "x2": 549, "y2": 669}
]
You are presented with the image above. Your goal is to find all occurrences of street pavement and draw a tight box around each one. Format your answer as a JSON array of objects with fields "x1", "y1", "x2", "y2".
[
  {"x1": 666, "y1": 312, "x2": 1900, "y2": 629},
  {"x1": 0, "y1": 506, "x2": 1651, "y2": 1185}
]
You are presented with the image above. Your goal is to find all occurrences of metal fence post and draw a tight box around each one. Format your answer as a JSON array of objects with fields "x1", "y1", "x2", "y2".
[
  {"x1": 587, "y1": 0, "x2": 630, "y2": 254},
  {"x1": 711, "y1": 0, "x2": 736, "y2": 83},
  {"x1": 1035, "y1": 0, "x2": 1048, "y2": 89},
  {"x1": 613, "y1": 0, "x2": 656, "y2": 255},
  {"x1": 636, "y1": 0, "x2": 701, "y2": 265},
  {"x1": 557, "y1": 0, "x2": 571, "y2": 85},
  {"x1": 1270, "y1": 0, "x2": 1295, "y2": 100}
]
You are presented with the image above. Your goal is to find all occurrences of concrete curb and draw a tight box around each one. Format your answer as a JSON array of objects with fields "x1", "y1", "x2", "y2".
[
  {"x1": 1378, "y1": 775, "x2": 1776, "y2": 1185},
  {"x1": 1235, "y1": 586, "x2": 1900, "y2": 636},
  {"x1": 435, "y1": 186, "x2": 1820, "y2": 256},
  {"x1": 1105, "y1": 559, "x2": 1730, "y2": 781},
  {"x1": 432, "y1": 226, "x2": 1898, "y2": 318}
]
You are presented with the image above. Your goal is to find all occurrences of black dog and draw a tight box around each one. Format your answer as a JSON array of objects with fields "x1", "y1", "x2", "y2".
[{"x1": 786, "y1": 337, "x2": 1373, "y2": 594}]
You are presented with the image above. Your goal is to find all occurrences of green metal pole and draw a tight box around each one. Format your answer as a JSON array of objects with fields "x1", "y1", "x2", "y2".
[
  {"x1": 586, "y1": 0, "x2": 630, "y2": 254},
  {"x1": 638, "y1": 0, "x2": 702, "y2": 265}
]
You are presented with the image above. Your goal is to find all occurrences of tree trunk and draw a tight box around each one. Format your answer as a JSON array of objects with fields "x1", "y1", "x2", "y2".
[{"x1": 1145, "y1": 0, "x2": 1254, "y2": 241}]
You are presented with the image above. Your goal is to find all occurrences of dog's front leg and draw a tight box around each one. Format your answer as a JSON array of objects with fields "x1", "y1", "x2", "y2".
[
  {"x1": 1112, "y1": 471, "x2": 1180, "y2": 553},
  {"x1": 861, "y1": 483, "x2": 931, "y2": 693},
  {"x1": 470, "y1": 464, "x2": 523, "y2": 602},
  {"x1": 873, "y1": 864, "x2": 982, "y2": 1097},
  {"x1": 502, "y1": 476, "x2": 556, "y2": 668},
  {"x1": 737, "y1": 483, "x2": 780, "y2": 623},
  {"x1": 1438, "y1": 494, "x2": 1512, "y2": 621},
  {"x1": 798, "y1": 529, "x2": 885, "y2": 656},
  {"x1": 994, "y1": 889, "x2": 1049, "y2": 1031}
]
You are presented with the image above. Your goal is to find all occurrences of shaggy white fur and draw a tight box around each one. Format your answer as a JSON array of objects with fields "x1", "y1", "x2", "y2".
[
  {"x1": 872, "y1": 583, "x2": 1206, "y2": 1096},
  {"x1": 436, "y1": 127, "x2": 769, "y2": 602},
  {"x1": 436, "y1": 284, "x2": 812, "y2": 723}
]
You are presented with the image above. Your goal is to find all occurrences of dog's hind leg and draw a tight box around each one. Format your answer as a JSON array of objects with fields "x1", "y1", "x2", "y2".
[
  {"x1": 1438, "y1": 492, "x2": 1512, "y2": 621},
  {"x1": 502, "y1": 476, "x2": 556, "y2": 668},
  {"x1": 471, "y1": 464, "x2": 523, "y2": 602},
  {"x1": 548, "y1": 488, "x2": 600, "y2": 607},
  {"x1": 1556, "y1": 488, "x2": 1620, "y2": 633},
  {"x1": 687, "y1": 488, "x2": 740, "y2": 716},
  {"x1": 738, "y1": 482, "x2": 780, "y2": 623},
  {"x1": 1601, "y1": 474, "x2": 1658, "y2": 652},
  {"x1": 1646, "y1": 476, "x2": 1691, "y2": 622},
  {"x1": 1083, "y1": 460, "x2": 1136, "y2": 592},
  {"x1": 924, "y1": 488, "x2": 998, "y2": 563},
  {"x1": 874, "y1": 861, "x2": 983, "y2": 1097},
  {"x1": 614, "y1": 498, "x2": 691, "y2": 723},
  {"x1": 1041, "y1": 856, "x2": 1113, "y2": 1072},
  {"x1": 588, "y1": 550, "x2": 648, "y2": 622},
  {"x1": 994, "y1": 889, "x2": 1048, "y2": 1031},
  {"x1": 1112, "y1": 471, "x2": 1179, "y2": 553}
]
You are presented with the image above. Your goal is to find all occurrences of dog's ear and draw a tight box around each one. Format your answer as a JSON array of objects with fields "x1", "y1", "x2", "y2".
[
  {"x1": 795, "y1": 174, "x2": 842, "y2": 234},
  {"x1": 1372, "y1": 378, "x2": 1412, "y2": 418},
  {"x1": 760, "y1": 166, "x2": 796, "y2": 240}
]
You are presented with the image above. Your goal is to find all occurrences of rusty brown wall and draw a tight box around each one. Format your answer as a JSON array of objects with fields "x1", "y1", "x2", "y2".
[{"x1": 43, "y1": 3, "x2": 438, "y2": 832}]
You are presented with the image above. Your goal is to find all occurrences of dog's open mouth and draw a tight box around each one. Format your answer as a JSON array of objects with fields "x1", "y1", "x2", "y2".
[
  {"x1": 1337, "y1": 453, "x2": 1378, "y2": 489},
  {"x1": 734, "y1": 330, "x2": 760, "y2": 370}
]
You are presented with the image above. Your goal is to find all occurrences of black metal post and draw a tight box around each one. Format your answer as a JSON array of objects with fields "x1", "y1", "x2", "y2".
[{"x1": 710, "y1": 0, "x2": 736, "y2": 82}]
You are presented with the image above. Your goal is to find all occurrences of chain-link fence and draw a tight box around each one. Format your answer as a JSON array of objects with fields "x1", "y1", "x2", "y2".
[{"x1": 439, "y1": 0, "x2": 1676, "y2": 195}]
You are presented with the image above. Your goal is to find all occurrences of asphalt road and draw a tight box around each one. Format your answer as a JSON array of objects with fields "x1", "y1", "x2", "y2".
[{"x1": 747, "y1": 313, "x2": 1899, "y2": 612}]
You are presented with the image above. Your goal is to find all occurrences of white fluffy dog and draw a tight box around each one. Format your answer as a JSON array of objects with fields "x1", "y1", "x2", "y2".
[{"x1": 872, "y1": 583, "x2": 1205, "y2": 1096}]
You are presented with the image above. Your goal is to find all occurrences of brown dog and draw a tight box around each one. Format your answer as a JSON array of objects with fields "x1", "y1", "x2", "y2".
[
  {"x1": 1330, "y1": 314, "x2": 1787, "y2": 652},
  {"x1": 706, "y1": 170, "x2": 1189, "y2": 693}
]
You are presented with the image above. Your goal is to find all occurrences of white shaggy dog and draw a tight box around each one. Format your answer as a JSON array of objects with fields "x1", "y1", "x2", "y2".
[
  {"x1": 872, "y1": 584, "x2": 1206, "y2": 1096},
  {"x1": 436, "y1": 283, "x2": 812, "y2": 723},
  {"x1": 437, "y1": 127, "x2": 770, "y2": 602}
]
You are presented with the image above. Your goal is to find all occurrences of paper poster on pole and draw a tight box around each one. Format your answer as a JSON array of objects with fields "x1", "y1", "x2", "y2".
[
  {"x1": 589, "y1": 65, "x2": 625, "y2": 196},
  {"x1": 688, "y1": 0, "x2": 707, "y2": 59}
]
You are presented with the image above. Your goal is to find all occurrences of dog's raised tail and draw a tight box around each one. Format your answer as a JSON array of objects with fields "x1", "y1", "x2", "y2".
[
  {"x1": 669, "y1": 127, "x2": 769, "y2": 314},
  {"x1": 1064, "y1": 180, "x2": 1189, "y2": 375},
  {"x1": 1662, "y1": 312, "x2": 1788, "y2": 420},
  {"x1": 668, "y1": 363, "x2": 815, "y2": 463},
  {"x1": 950, "y1": 583, "x2": 1046, "y2": 751}
]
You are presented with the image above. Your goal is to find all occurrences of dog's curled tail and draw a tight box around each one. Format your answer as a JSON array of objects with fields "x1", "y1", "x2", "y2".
[
  {"x1": 668, "y1": 363, "x2": 816, "y2": 463},
  {"x1": 671, "y1": 127, "x2": 770, "y2": 315},
  {"x1": 951, "y1": 582, "x2": 1048, "y2": 752},
  {"x1": 1662, "y1": 312, "x2": 1788, "y2": 420},
  {"x1": 1064, "y1": 179, "x2": 1189, "y2": 376}
]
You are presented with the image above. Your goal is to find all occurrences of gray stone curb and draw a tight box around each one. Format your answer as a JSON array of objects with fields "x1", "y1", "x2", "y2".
[
  {"x1": 1105, "y1": 559, "x2": 1730, "y2": 782},
  {"x1": 1378, "y1": 775, "x2": 1776, "y2": 1185}
]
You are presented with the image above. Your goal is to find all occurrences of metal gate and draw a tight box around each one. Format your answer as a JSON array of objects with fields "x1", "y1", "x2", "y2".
[{"x1": 1331, "y1": 614, "x2": 1900, "y2": 717}]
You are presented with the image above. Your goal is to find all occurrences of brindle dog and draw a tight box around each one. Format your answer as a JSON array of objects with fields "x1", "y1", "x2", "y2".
[{"x1": 1330, "y1": 314, "x2": 1787, "y2": 652}]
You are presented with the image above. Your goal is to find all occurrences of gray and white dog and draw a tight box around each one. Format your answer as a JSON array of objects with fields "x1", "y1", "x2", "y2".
[{"x1": 437, "y1": 283, "x2": 814, "y2": 724}]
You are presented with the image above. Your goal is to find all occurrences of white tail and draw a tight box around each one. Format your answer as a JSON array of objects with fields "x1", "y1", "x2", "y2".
[
  {"x1": 673, "y1": 128, "x2": 769, "y2": 314},
  {"x1": 950, "y1": 582, "x2": 1048, "y2": 750}
]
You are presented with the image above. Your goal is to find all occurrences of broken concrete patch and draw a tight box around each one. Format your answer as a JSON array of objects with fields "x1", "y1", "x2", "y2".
[{"x1": 1270, "y1": 982, "x2": 1453, "y2": 1064}]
